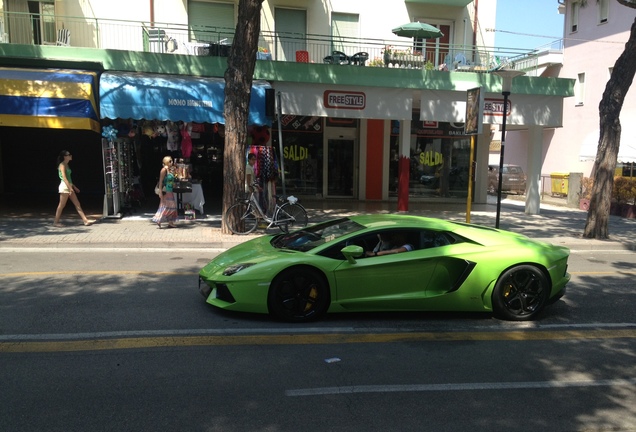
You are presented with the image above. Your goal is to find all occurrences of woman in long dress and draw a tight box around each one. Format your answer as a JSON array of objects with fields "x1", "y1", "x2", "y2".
[{"x1": 152, "y1": 156, "x2": 178, "y2": 228}]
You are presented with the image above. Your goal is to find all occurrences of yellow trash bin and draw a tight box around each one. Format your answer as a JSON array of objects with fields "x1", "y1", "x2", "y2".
[{"x1": 550, "y1": 173, "x2": 569, "y2": 196}]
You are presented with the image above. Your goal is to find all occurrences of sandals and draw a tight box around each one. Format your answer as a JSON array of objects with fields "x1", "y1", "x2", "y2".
[{"x1": 84, "y1": 219, "x2": 96, "y2": 226}]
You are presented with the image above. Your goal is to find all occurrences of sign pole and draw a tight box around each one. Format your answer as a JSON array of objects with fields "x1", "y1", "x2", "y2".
[{"x1": 464, "y1": 87, "x2": 483, "y2": 223}]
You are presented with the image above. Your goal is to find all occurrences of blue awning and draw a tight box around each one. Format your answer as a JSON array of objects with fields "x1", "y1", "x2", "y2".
[
  {"x1": 99, "y1": 72, "x2": 271, "y2": 125},
  {"x1": 0, "y1": 67, "x2": 99, "y2": 132}
]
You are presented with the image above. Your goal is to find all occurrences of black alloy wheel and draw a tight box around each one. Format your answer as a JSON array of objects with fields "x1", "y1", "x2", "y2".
[
  {"x1": 268, "y1": 268, "x2": 330, "y2": 322},
  {"x1": 492, "y1": 265, "x2": 550, "y2": 321}
]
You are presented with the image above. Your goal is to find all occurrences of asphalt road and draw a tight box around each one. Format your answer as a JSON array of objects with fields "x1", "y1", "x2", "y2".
[{"x1": 1, "y1": 249, "x2": 635, "y2": 432}]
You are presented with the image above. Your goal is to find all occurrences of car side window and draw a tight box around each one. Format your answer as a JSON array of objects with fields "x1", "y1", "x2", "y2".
[{"x1": 419, "y1": 230, "x2": 454, "y2": 249}]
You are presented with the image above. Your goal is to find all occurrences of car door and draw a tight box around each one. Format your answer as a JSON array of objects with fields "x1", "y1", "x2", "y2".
[
  {"x1": 329, "y1": 229, "x2": 439, "y2": 311},
  {"x1": 332, "y1": 252, "x2": 437, "y2": 311}
]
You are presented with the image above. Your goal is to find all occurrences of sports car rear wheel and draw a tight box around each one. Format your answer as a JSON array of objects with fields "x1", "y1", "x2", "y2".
[
  {"x1": 492, "y1": 265, "x2": 549, "y2": 321},
  {"x1": 268, "y1": 268, "x2": 330, "y2": 322}
]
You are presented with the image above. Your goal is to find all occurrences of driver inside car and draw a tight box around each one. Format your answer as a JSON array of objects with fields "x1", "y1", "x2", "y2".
[{"x1": 365, "y1": 232, "x2": 414, "y2": 257}]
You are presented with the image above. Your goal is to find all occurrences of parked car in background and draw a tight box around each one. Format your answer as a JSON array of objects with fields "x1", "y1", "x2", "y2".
[{"x1": 488, "y1": 164, "x2": 527, "y2": 195}]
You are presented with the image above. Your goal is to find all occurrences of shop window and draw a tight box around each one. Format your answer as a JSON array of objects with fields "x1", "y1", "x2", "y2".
[
  {"x1": 272, "y1": 116, "x2": 324, "y2": 196},
  {"x1": 389, "y1": 120, "x2": 470, "y2": 200}
]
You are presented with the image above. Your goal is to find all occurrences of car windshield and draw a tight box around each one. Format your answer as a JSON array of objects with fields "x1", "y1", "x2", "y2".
[{"x1": 271, "y1": 218, "x2": 365, "y2": 252}]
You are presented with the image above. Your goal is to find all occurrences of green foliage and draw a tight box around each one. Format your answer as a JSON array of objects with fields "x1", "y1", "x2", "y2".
[
  {"x1": 612, "y1": 176, "x2": 636, "y2": 204},
  {"x1": 367, "y1": 57, "x2": 384, "y2": 67},
  {"x1": 581, "y1": 176, "x2": 636, "y2": 204}
]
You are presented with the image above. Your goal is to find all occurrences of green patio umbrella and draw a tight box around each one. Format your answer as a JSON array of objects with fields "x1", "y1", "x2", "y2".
[{"x1": 391, "y1": 22, "x2": 443, "y2": 39}]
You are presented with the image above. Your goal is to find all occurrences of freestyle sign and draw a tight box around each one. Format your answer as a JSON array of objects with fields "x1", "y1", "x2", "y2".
[
  {"x1": 484, "y1": 98, "x2": 511, "y2": 117},
  {"x1": 167, "y1": 98, "x2": 214, "y2": 108},
  {"x1": 323, "y1": 90, "x2": 366, "y2": 110}
]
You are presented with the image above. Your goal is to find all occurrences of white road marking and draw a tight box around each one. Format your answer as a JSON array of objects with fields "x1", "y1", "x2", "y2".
[{"x1": 286, "y1": 378, "x2": 636, "y2": 396}]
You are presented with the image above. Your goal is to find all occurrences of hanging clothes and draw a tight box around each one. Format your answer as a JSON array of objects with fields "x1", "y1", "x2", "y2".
[
  {"x1": 180, "y1": 122, "x2": 193, "y2": 159},
  {"x1": 166, "y1": 121, "x2": 180, "y2": 151},
  {"x1": 247, "y1": 145, "x2": 279, "y2": 215}
]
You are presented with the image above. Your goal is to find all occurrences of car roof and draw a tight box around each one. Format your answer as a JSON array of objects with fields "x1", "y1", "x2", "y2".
[
  {"x1": 346, "y1": 213, "x2": 528, "y2": 246},
  {"x1": 348, "y1": 213, "x2": 464, "y2": 231}
]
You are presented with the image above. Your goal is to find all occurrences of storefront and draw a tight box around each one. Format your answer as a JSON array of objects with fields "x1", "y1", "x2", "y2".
[
  {"x1": 421, "y1": 88, "x2": 567, "y2": 212},
  {"x1": 99, "y1": 71, "x2": 272, "y2": 215},
  {"x1": 273, "y1": 82, "x2": 413, "y2": 200},
  {"x1": 0, "y1": 67, "x2": 103, "y2": 201}
]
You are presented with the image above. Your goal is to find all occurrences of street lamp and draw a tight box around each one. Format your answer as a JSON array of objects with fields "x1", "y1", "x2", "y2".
[{"x1": 493, "y1": 69, "x2": 525, "y2": 228}]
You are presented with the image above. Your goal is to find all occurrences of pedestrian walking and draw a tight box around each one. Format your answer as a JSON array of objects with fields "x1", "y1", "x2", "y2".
[{"x1": 53, "y1": 150, "x2": 96, "y2": 228}]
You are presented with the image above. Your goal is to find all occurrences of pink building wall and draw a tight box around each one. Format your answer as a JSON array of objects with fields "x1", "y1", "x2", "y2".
[{"x1": 505, "y1": 1, "x2": 635, "y2": 179}]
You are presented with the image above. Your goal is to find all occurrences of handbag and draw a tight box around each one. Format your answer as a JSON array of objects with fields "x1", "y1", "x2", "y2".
[{"x1": 154, "y1": 184, "x2": 167, "y2": 195}]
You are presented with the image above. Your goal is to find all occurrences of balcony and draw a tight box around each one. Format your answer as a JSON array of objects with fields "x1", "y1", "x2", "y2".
[{"x1": 0, "y1": 11, "x2": 557, "y2": 75}]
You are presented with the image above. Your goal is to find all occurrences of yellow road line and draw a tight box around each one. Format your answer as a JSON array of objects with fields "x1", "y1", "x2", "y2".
[
  {"x1": 2, "y1": 329, "x2": 635, "y2": 353},
  {"x1": 0, "y1": 271, "x2": 199, "y2": 277}
]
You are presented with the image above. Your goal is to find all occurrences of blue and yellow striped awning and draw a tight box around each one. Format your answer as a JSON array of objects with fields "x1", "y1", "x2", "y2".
[{"x1": 0, "y1": 67, "x2": 100, "y2": 132}]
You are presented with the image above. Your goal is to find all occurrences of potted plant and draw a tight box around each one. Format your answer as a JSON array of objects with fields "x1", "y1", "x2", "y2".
[
  {"x1": 367, "y1": 57, "x2": 384, "y2": 67},
  {"x1": 382, "y1": 45, "x2": 392, "y2": 67}
]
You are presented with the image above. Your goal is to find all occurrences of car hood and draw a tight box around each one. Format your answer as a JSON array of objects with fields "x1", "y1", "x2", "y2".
[
  {"x1": 200, "y1": 235, "x2": 303, "y2": 277},
  {"x1": 214, "y1": 235, "x2": 283, "y2": 264}
]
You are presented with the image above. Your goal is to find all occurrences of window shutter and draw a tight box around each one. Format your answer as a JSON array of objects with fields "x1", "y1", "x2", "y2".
[{"x1": 188, "y1": 1, "x2": 235, "y2": 43}]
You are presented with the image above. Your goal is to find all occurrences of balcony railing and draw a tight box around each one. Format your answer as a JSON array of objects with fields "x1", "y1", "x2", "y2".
[{"x1": 0, "y1": 11, "x2": 555, "y2": 74}]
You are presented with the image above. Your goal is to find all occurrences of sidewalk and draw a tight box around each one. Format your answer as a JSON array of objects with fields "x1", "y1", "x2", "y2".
[{"x1": 1, "y1": 195, "x2": 635, "y2": 251}]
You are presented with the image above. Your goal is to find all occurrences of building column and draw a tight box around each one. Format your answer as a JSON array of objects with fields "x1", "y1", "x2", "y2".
[
  {"x1": 397, "y1": 119, "x2": 411, "y2": 211},
  {"x1": 474, "y1": 125, "x2": 493, "y2": 204},
  {"x1": 525, "y1": 125, "x2": 543, "y2": 215}
]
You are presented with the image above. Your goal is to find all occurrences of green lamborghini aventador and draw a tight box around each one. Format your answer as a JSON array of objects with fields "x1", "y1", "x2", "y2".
[{"x1": 199, "y1": 214, "x2": 570, "y2": 322}]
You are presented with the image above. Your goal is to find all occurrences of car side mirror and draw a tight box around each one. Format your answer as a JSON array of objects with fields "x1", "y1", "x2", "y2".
[{"x1": 341, "y1": 245, "x2": 364, "y2": 264}]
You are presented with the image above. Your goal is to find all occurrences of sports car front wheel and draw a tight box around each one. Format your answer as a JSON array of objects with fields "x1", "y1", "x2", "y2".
[
  {"x1": 268, "y1": 268, "x2": 330, "y2": 322},
  {"x1": 492, "y1": 265, "x2": 550, "y2": 321}
]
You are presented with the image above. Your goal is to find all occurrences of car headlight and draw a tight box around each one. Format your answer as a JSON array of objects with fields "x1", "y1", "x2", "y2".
[{"x1": 223, "y1": 263, "x2": 255, "y2": 276}]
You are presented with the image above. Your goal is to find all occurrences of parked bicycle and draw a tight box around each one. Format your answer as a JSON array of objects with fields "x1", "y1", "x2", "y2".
[{"x1": 225, "y1": 186, "x2": 308, "y2": 235}]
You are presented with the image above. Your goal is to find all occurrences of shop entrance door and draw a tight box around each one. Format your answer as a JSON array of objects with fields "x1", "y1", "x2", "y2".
[{"x1": 326, "y1": 136, "x2": 356, "y2": 198}]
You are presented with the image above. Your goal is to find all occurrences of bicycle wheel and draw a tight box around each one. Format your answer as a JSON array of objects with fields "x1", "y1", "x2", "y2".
[
  {"x1": 225, "y1": 202, "x2": 258, "y2": 235},
  {"x1": 274, "y1": 202, "x2": 308, "y2": 233}
]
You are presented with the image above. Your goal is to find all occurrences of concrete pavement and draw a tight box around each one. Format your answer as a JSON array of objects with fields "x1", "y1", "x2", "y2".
[{"x1": 1, "y1": 196, "x2": 635, "y2": 251}]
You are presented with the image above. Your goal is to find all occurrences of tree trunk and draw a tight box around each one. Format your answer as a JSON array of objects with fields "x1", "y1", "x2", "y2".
[
  {"x1": 583, "y1": 16, "x2": 636, "y2": 239},
  {"x1": 222, "y1": 0, "x2": 263, "y2": 234}
]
